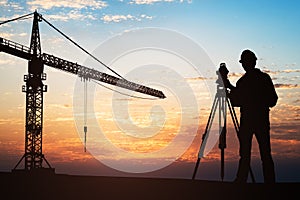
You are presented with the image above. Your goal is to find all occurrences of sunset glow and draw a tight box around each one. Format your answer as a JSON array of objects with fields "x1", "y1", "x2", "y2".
[{"x1": 0, "y1": 0, "x2": 299, "y2": 182}]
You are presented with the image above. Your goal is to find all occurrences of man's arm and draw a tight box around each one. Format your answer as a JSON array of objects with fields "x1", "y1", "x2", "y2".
[
  {"x1": 227, "y1": 82, "x2": 242, "y2": 107},
  {"x1": 217, "y1": 63, "x2": 241, "y2": 107},
  {"x1": 220, "y1": 74, "x2": 241, "y2": 107},
  {"x1": 264, "y1": 73, "x2": 278, "y2": 107}
]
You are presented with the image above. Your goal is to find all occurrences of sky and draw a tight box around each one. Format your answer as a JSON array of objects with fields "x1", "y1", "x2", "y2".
[{"x1": 0, "y1": 0, "x2": 299, "y2": 183}]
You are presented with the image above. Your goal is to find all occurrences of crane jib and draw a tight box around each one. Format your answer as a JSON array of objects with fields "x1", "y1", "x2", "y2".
[{"x1": 0, "y1": 37, "x2": 166, "y2": 99}]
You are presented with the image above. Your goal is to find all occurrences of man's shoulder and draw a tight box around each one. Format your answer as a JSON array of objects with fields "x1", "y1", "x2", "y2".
[
  {"x1": 250, "y1": 68, "x2": 272, "y2": 80},
  {"x1": 253, "y1": 68, "x2": 268, "y2": 74},
  {"x1": 254, "y1": 69, "x2": 276, "y2": 90},
  {"x1": 257, "y1": 69, "x2": 272, "y2": 81},
  {"x1": 236, "y1": 68, "x2": 271, "y2": 85}
]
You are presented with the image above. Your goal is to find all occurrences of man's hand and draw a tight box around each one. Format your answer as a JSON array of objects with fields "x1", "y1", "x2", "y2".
[{"x1": 217, "y1": 63, "x2": 234, "y2": 89}]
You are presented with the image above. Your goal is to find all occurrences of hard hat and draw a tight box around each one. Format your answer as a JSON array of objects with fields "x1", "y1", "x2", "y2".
[{"x1": 239, "y1": 49, "x2": 257, "y2": 63}]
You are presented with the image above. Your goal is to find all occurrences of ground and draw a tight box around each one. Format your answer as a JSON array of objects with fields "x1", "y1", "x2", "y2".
[{"x1": 0, "y1": 170, "x2": 299, "y2": 200}]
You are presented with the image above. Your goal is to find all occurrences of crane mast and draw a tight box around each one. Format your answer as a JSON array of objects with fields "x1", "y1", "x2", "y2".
[
  {"x1": 0, "y1": 11, "x2": 165, "y2": 172},
  {"x1": 18, "y1": 12, "x2": 50, "y2": 171}
]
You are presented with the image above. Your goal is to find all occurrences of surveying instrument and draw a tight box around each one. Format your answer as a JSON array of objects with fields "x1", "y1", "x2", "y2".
[{"x1": 192, "y1": 63, "x2": 255, "y2": 182}]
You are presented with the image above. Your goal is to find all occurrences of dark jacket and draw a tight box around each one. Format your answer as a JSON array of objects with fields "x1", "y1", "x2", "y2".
[{"x1": 229, "y1": 68, "x2": 278, "y2": 128}]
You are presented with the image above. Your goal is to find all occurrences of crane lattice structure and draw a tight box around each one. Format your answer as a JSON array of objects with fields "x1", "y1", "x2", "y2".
[{"x1": 0, "y1": 11, "x2": 165, "y2": 173}]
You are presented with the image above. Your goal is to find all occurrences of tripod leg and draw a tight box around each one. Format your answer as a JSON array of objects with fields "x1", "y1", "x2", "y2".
[
  {"x1": 220, "y1": 148, "x2": 224, "y2": 181},
  {"x1": 192, "y1": 95, "x2": 219, "y2": 180},
  {"x1": 219, "y1": 96, "x2": 227, "y2": 181},
  {"x1": 249, "y1": 167, "x2": 256, "y2": 183},
  {"x1": 219, "y1": 126, "x2": 226, "y2": 181},
  {"x1": 192, "y1": 158, "x2": 201, "y2": 180}
]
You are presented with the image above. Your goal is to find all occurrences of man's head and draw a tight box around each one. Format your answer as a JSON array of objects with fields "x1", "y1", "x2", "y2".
[{"x1": 239, "y1": 49, "x2": 257, "y2": 72}]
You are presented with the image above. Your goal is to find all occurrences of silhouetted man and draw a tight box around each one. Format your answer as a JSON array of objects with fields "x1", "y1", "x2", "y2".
[{"x1": 226, "y1": 49, "x2": 278, "y2": 183}]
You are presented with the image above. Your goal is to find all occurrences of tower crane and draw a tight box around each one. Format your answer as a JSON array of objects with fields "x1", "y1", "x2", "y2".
[{"x1": 0, "y1": 11, "x2": 165, "y2": 172}]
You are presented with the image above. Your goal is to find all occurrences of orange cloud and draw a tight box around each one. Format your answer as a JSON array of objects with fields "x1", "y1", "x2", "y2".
[{"x1": 274, "y1": 83, "x2": 299, "y2": 89}]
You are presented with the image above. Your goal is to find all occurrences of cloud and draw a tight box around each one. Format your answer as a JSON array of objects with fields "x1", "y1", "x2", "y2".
[
  {"x1": 102, "y1": 14, "x2": 134, "y2": 23},
  {"x1": 274, "y1": 83, "x2": 299, "y2": 89},
  {"x1": 52, "y1": 117, "x2": 74, "y2": 122},
  {"x1": 129, "y1": 0, "x2": 192, "y2": 5},
  {"x1": 0, "y1": 58, "x2": 17, "y2": 66},
  {"x1": 101, "y1": 14, "x2": 153, "y2": 23},
  {"x1": 0, "y1": 0, "x2": 7, "y2": 6},
  {"x1": 0, "y1": 32, "x2": 27, "y2": 39},
  {"x1": 0, "y1": 118, "x2": 10, "y2": 125},
  {"x1": 130, "y1": 0, "x2": 173, "y2": 4},
  {"x1": 282, "y1": 69, "x2": 300, "y2": 73},
  {"x1": 185, "y1": 69, "x2": 300, "y2": 82},
  {"x1": 0, "y1": 1, "x2": 24, "y2": 11},
  {"x1": 186, "y1": 76, "x2": 211, "y2": 81},
  {"x1": 262, "y1": 68, "x2": 300, "y2": 75},
  {"x1": 228, "y1": 72, "x2": 243, "y2": 77},
  {"x1": 0, "y1": 53, "x2": 26, "y2": 67},
  {"x1": 27, "y1": 0, "x2": 108, "y2": 10},
  {"x1": 44, "y1": 10, "x2": 96, "y2": 21},
  {"x1": 45, "y1": 103, "x2": 73, "y2": 110}
]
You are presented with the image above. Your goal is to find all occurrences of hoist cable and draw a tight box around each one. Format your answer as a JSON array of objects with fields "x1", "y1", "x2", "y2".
[
  {"x1": 40, "y1": 16, "x2": 125, "y2": 80},
  {"x1": 83, "y1": 80, "x2": 88, "y2": 152}
]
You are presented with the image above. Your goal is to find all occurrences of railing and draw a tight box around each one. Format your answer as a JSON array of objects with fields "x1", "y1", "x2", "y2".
[{"x1": 0, "y1": 37, "x2": 31, "y2": 53}]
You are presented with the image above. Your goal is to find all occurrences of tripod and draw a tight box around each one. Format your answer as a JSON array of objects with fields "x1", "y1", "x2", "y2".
[{"x1": 192, "y1": 82, "x2": 256, "y2": 183}]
